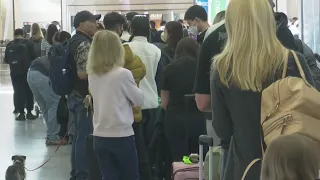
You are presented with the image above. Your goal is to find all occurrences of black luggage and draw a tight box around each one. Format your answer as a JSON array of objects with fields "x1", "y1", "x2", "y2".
[{"x1": 86, "y1": 135, "x2": 102, "y2": 180}]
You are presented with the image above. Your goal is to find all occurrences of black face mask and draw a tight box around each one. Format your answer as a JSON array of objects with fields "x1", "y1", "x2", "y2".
[{"x1": 119, "y1": 30, "x2": 123, "y2": 37}]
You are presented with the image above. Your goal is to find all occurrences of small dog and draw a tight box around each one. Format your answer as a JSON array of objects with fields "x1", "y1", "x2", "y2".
[{"x1": 5, "y1": 155, "x2": 26, "y2": 180}]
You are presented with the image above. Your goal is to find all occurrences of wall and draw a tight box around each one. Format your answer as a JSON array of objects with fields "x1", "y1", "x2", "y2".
[
  {"x1": 62, "y1": 0, "x2": 194, "y2": 32},
  {"x1": 0, "y1": 0, "x2": 61, "y2": 40},
  {"x1": 16, "y1": 0, "x2": 61, "y2": 25}
]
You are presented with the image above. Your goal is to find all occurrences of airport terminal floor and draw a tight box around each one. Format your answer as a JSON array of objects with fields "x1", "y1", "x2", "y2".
[{"x1": 0, "y1": 75, "x2": 70, "y2": 180}]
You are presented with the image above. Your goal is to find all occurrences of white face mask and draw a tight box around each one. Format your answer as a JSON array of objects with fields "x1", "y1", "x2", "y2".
[
  {"x1": 188, "y1": 25, "x2": 198, "y2": 41},
  {"x1": 189, "y1": 25, "x2": 199, "y2": 35}
]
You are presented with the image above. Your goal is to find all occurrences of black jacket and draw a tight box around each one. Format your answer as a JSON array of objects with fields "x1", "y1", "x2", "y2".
[
  {"x1": 210, "y1": 53, "x2": 314, "y2": 180},
  {"x1": 69, "y1": 31, "x2": 92, "y2": 98}
]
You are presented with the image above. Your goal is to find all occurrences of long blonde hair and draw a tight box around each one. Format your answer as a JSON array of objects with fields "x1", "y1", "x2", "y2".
[
  {"x1": 87, "y1": 30, "x2": 124, "y2": 75},
  {"x1": 31, "y1": 23, "x2": 43, "y2": 41},
  {"x1": 213, "y1": 0, "x2": 289, "y2": 92},
  {"x1": 261, "y1": 133, "x2": 320, "y2": 180}
]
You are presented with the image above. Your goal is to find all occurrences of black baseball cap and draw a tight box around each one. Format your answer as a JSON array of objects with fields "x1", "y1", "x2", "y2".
[{"x1": 74, "y1": 10, "x2": 101, "y2": 28}]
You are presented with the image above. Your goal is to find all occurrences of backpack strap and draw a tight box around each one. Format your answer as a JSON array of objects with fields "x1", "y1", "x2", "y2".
[
  {"x1": 290, "y1": 50, "x2": 312, "y2": 87},
  {"x1": 241, "y1": 159, "x2": 261, "y2": 180}
]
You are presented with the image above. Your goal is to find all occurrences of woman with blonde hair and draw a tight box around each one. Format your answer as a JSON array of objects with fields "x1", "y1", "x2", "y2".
[
  {"x1": 210, "y1": 0, "x2": 314, "y2": 179},
  {"x1": 30, "y1": 23, "x2": 44, "y2": 58},
  {"x1": 87, "y1": 30, "x2": 143, "y2": 180},
  {"x1": 261, "y1": 133, "x2": 320, "y2": 180}
]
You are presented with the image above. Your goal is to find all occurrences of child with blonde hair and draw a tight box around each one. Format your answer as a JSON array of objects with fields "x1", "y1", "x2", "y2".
[
  {"x1": 261, "y1": 133, "x2": 320, "y2": 180},
  {"x1": 87, "y1": 30, "x2": 144, "y2": 180}
]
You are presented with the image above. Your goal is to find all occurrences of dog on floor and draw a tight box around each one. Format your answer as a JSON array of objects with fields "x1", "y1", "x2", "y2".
[{"x1": 5, "y1": 155, "x2": 26, "y2": 180}]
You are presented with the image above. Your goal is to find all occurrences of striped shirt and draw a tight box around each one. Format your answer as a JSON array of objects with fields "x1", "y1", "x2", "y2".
[{"x1": 41, "y1": 39, "x2": 51, "y2": 56}]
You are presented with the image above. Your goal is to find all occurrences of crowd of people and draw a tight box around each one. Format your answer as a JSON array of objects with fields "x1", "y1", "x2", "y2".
[{"x1": 3, "y1": 0, "x2": 320, "y2": 179}]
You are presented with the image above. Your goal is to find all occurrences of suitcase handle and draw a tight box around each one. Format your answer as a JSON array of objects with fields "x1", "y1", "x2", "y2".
[
  {"x1": 199, "y1": 135, "x2": 214, "y2": 180},
  {"x1": 199, "y1": 135, "x2": 214, "y2": 147}
]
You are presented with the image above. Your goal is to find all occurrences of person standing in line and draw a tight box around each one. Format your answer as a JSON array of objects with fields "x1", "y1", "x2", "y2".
[
  {"x1": 194, "y1": 1, "x2": 299, "y2": 177},
  {"x1": 103, "y1": 11, "x2": 147, "y2": 180},
  {"x1": 160, "y1": 37, "x2": 206, "y2": 167},
  {"x1": 4, "y1": 29, "x2": 37, "y2": 121},
  {"x1": 68, "y1": 10, "x2": 100, "y2": 180},
  {"x1": 149, "y1": 20, "x2": 157, "y2": 42},
  {"x1": 88, "y1": 30, "x2": 143, "y2": 180},
  {"x1": 30, "y1": 23, "x2": 44, "y2": 58},
  {"x1": 125, "y1": 15, "x2": 161, "y2": 180},
  {"x1": 160, "y1": 21, "x2": 183, "y2": 65},
  {"x1": 27, "y1": 31, "x2": 71, "y2": 145},
  {"x1": 184, "y1": 5, "x2": 210, "y2": 44},
  {"x1": 125, "y1": 12, "x2": 139, "y2": 35},
  {"x1": 41, "y1": 24, "x2": 58, "y2": 56},
  {"x1": 211, "y1": 0, "x2": 314, "y2": 179}
]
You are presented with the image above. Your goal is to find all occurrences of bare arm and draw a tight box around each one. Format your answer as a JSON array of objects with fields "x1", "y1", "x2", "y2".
[
  {"x1": 161, "y1": 90, "x2": 169, "y2": 110},
  {"x1": 195, "y1": 93, "x2": 211, "y2": 112}
]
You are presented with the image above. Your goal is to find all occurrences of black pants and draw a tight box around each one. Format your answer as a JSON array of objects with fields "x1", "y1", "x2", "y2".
[
  {"x1": 11, "y1": 74, "x2": 34, "y2": 114},
  {"x1": 164, "y1": 110, "x2": 207, "y2": 161},
  {"x1": 133, "y1": 122, "x2": 152, "y2": 180}
]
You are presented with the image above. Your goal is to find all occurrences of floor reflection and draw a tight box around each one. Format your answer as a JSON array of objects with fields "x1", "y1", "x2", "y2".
[{"x1": 0, "y1": 75, "x2": 70, "y2": 180}]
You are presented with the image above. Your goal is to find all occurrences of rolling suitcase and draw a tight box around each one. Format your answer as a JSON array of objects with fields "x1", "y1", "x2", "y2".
[
  {"x1": 172, "y1": 135, "x2": 214, "y2": 180},
  {"x1": 86, "y1": 134, "x2": 102, "y2": 180}
]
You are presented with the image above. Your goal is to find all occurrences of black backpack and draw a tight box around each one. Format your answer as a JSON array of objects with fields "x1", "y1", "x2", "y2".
[{"x1": 5, "y1": 40, "x2": 29, "y2": 76}]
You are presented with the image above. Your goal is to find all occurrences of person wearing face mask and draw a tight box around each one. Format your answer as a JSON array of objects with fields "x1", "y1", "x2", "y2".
[
  {"x1": 67, "y1": 10, "x2": 100, "y2": 180},
  {"x1": 184, "y1": 5, "x2": 210, "y2": 44}
]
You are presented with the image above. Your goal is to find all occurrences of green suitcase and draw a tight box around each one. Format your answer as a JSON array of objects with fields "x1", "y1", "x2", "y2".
[{"x1": 204, "y1": 146, "x2": 222, "y2": 180}]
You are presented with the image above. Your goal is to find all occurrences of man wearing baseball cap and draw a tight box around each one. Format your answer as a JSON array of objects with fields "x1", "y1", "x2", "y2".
[{"x1": 68, "y1": 10, "x2": 100, "y2": 180}]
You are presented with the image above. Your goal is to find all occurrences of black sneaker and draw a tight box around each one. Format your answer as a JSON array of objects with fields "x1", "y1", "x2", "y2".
[
  {"x1": 13, "y1": 109, "x2": 18, "y2": 114},
  {"x1": 15, "y1": 114, "x2": 26, "y2": 121},
  {"x1": 26, "y1": 113, "x2": 37, "y2": 120}
]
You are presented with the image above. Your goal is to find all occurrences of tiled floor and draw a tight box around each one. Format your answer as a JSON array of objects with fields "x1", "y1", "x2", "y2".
[{"x1": 0, "y1": 75, "x2": 70, "y2": 180}]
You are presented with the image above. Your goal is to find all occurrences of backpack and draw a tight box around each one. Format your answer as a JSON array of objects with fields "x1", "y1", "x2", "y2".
[
  {"x1": 48, "y1": 42, "x2": 76, "y2": 96},
  {"x1": 261, "y1": 50, "x2": 320, "y2": 145},
  {"x1": 294, "y1": 38, "x2": 320, "y2": 91},
  {"x1": 5, "y1": 40, "x2": 29, "y2": 76},
  {"x1": 241, "y1": 50, "x2": 320, "y2": 180}
]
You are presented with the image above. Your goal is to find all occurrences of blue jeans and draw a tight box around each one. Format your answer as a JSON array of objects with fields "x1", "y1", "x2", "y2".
[
  {"x1": 93, "y1": 136, "x2": 139, "y2": 180},
  {"x1": 27, "y1": 70, "x2": 60, "y2": 140},
  {"x1": 68, "y1": 95, "x2": 93, "y2": 180}
]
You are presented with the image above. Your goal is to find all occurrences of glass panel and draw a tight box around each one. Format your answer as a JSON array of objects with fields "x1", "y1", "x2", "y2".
[{"x1": 302, "y1": 0, "x2": 320, "y2": 53}]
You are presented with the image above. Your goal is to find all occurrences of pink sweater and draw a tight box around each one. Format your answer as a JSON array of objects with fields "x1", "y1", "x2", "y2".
[{"x1": 89, "y1": 67, "x2": 144, "y2": 137}]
